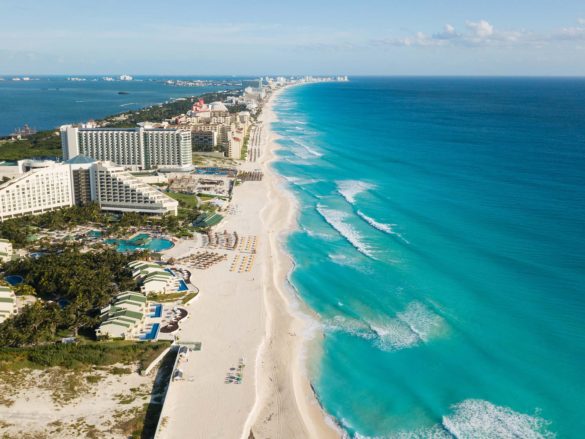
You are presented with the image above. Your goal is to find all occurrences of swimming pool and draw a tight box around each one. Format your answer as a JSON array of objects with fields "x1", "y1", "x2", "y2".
[
  {"x1": 140, "y1": 323, "x2": 160, "y2": 341},
  {"x1": 4, "y1": 275, "x2": 23, "y2": 286},
  {"x1": 105, "y1": 234, "x2": 174, "y2": 252},
  {"x1": 150, "y1": 304, "x2": 163, "y2": 318},
  {"x1": 177, "y1": 280, "x2": 189, "y2": 292}
]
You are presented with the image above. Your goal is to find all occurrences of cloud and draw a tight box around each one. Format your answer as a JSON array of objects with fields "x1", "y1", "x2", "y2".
[
  {"x1": 466, "y1": 20, "x2": 494, "y2": 39},
  {"x1": 373, "y1": 18, "x2": 585, "y2": 49},
  {"x1": 432, "y1": 24, "x2": 460, "y2": 40}
]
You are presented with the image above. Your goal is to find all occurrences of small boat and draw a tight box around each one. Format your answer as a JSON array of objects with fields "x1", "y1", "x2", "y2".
[{"x1": 118, "y1": 91, "x2": 129, "y2": 95}]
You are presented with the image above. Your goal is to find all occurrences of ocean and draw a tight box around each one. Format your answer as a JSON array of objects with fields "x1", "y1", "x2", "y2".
[
  {"x1": 271, "y1": 78, "x2": 585, "y2": 438},
  {"x1": 0, "y1": 76, "x2": 241, "y2": 136}
]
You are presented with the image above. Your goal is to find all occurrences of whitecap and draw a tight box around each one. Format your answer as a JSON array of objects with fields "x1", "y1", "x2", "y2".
[
  {"x1": 323, "y1": 302, "x2": 445, "y2": 352},
  {"x1": 316, "y1": 205, "x2": 374, "y2": 258},
  {"x1": 337, "y1": 180, "x2": 376, "y2": 204},
  {"x1": 351, "y1": 400, "x2": 553, "y2": 438},
  {"x1": 369, "y1": 302, "x2": 444, "y2": 351},
  {"x1": 441, "y1": 399, "x2": 555, "y2": 439},
  {"x1": 283, "y1": 176, "x2": 322, "y2": 186},
  {"x1": 290, "y1": 138, "x2": 323, "y2": 157},
  {"x1": 356, "y1": 210, "x2": 410, "y2": 244},
  {"x1": 301, "y1": 225, "x2": 336, "y2": 240}
]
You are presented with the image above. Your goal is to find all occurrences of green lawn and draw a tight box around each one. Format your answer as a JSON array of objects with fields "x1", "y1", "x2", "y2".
[{"x1": 166, "y1": 191, "x2": 198, "y2": 209}]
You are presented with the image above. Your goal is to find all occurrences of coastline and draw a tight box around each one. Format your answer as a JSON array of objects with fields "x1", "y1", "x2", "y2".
[
  {"x1": 155, "y1": 83, "x2": 340, "y2": 439},
  {"x1": 246, "y1": 85, "x2": 340, "y2": 438}
]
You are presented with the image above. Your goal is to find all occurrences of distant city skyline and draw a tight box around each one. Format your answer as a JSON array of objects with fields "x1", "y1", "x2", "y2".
[{"x1": 1, "y1": 0, "x2": 584, "y2": 76}]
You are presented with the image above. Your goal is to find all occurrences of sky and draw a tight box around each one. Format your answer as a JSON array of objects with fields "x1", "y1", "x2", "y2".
[{"x1": 1, "y1": 0, "x2": 584, "y2": 76}]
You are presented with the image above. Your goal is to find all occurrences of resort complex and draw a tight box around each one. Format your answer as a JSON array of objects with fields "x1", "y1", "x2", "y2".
[
  {"x1": 60, "y1": 124, "x2": 193, "y2": 170},
  {"x1": 0, "y1": 238, "x2": 14, "y2": 262},
  {"x1": 0, "y1": 157, "x2": 178, "y2": 220},
  {"x1": 96, "y1": 291, "x2": 147, "y2": 340},
  {"x1": 130, "y1": 260, "x2": 184, "y2": 294},
  {"x1": 0, "y1": 76, "x2": 348, "y2": 439},
  {"x1": 0, "y1": 285, "x2": 16, "y2": 323}
]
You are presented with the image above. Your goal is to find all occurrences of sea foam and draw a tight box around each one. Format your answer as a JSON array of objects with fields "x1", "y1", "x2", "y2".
[
  {"x1": 324, "y1": 302, "x2": 444, "y2": 352},
  {"x1": 337, "y1": 180, "x2": 375, "y2": 204},
  {"x1": 291, "y1": 138, "x2": 323, "y2": 157},
  {"x1": 316, "y1": 205, "x2": 374, "y2": 258},
  {"x1": 350, "y1": 400, "x2": 553, "y2": 438},
  {"x1": 356, "y1": 210, "x2": 410, "y2": 244},
  {"x1": 441, "y1": 400, "x2": 555, "y2": 439}
]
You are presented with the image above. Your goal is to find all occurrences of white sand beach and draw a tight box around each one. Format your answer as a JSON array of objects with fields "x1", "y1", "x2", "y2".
[{"x1": 158, "y1": 86, "x2": 340, "y2": 438}]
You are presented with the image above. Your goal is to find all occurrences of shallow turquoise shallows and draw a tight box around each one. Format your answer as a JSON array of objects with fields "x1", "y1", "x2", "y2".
[{"x1": 272, "y1": 78, "x2": 585, "y2": 438}]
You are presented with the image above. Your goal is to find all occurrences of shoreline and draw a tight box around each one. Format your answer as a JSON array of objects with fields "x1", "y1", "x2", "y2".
[
  {"x1": 154, "y1": 82, "x2": 340, "y2": 439},
  {"x1": 246, "y1": 84, "x2": 340, "y2": 438}
]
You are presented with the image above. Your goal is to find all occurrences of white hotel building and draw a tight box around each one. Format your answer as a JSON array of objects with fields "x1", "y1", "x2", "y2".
[
  {"x1": 92, "y1": 161, "x2": 178, "y2": 215},
  {"x1": 0, "y1": 158, "x2": 178, "y2": 221},
  {"x1": 60, "y1": 125, "x2": 192, "y2": 170},
  {"x1": 0, "y1": 162, "x2": 74, "y2": 221}
]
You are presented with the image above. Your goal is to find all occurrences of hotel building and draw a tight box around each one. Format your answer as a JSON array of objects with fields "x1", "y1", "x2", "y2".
[
  {"x1": 60, "y1": 125, "x2": 192, "y2": 170},
  {"x1": 0, "y1": 239, "x2": 13, "y2": 262},
  {"x1": 96, "y1": 291, "x2": 147, "y2": 340},
  {"x1": 0, "y1": 162, "x2": 74, "y2": 221},
  {"x1": 91, "y1": 161, "x2": 178, "y2": 215},
  {"x1": 0, "y1": 286, "x2": 17, "y2": 324},
  {"x1": 0, "y1": 158, "x2": 178, "y2": 221}
]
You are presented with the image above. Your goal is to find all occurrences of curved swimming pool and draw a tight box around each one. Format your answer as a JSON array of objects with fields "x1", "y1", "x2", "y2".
[{"x1": 105, "y1": 235, "x2": 174, "y2": 252}]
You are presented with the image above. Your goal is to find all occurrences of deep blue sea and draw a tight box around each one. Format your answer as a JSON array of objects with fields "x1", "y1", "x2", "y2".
[
  {"x1": 0, "y1": 75, "x2": 241, "y2": 136},
  {"x1": 272, "y1": 78, "x2": 585, "y2": 438}
]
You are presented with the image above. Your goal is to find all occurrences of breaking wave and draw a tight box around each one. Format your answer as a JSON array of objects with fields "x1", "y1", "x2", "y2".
[
  {"x1": 357, "y1": 210, "x2": 410, "y2": 244},
  {"x1": 291, "y1": 138, "x2": 323, "y2": 157},
  {"x1": 440, "y1": 399, "x2": 555, "y2": 439},
  {"x1": 316, "y1": 205, "x2": 374, "y2": 258},
  {"x1": 324, "y1": 302, "x2": 444, "y2": 352},
  {"x1": 349, "y1": 400, "x2": 554, "y2": 438},
  {"x1": 283, "y1": 176, "x2": 321, "y2": 186},
  {"x1": 337, "y1": 180, "x2": 376, "y2": 204}
]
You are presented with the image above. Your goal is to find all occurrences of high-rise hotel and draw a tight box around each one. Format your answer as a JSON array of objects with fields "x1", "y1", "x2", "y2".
[
  {"x1": 0, "y1": 157, "x2": 178, "y2": 221},
  {"x1": 60, "y1": 125, "x2": 192, "y2": 170}
]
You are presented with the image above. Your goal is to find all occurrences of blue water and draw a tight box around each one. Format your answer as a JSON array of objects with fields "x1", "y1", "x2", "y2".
[
  {"x1": 0, "y1": 75, "x2": 240, "y2": 136},
  {"x1": 140, "y1": 323, "x2": 160, "y2": 341},
  {"x1": 105, "y1": 234, "x2": 174, "y2": 252},
  {"x1": 150, "y1": 304, "x2": 163, "y2": 318},
  {"x1": 4, "y1": 275, "x2": 23, "y2": 286},
  {"x1": 164, "y1": 268, "x2": 188, "y2": 291},
  {"x1": 272, "y1": 78, "x2": 585, "y2": 438}
]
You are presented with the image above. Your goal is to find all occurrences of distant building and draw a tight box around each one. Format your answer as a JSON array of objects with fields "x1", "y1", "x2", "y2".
[
  {"x1": 191, "y1": 130, "x2": 217, "y2": 151},
  {"x1": 0, "y1": 286, "x2": 16, "y2": 323},
  {"x1": 60, "y1": 125, "x2": 192, "y2": 171},
  {"x1": 0, "y1": 239, "x2": 13, "y2": 262},
  {"x1": 242, "y1": 79, "x2": 263, "y2": 89}
]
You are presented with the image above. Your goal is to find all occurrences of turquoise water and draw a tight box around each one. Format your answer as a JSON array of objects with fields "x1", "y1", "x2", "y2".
[
  {"x1": 105, "y1": 234, "x2": 174, "y2": 252},
  {"x1": 272, "y1": 78, "x2": 585, "y2": 438}
]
